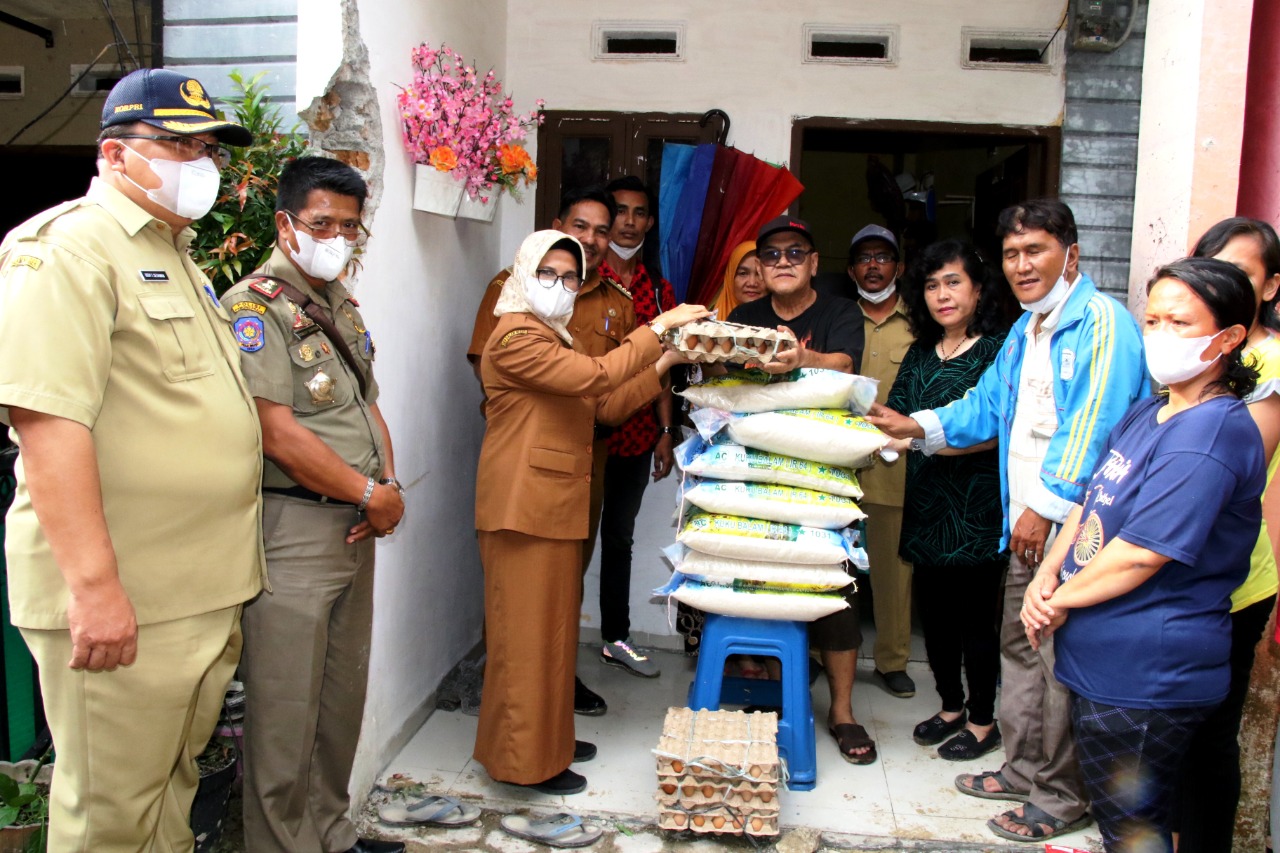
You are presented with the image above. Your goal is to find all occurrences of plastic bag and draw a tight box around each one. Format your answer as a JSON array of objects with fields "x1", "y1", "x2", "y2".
[
  {"x1": 676, "y1": 512, "x2": 867, "y2": 567},
  {"x1": 681, "y1": 368, "x2": 879, "y2": 415},
  {"x1": 676, "y1": 437, "x2": 863, "y2": 499},
  {"x1": 684, "y1": 480, "x2": 865, "y2": 530}
]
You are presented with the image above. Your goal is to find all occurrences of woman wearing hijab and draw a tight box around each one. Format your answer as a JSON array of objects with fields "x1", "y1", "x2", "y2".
[
  {"x1": 712, "y1": 241, "x2": 764, "y2": 318},
  {"x1": 473, "y1": 230, "x2": 708, "y2": 795}
]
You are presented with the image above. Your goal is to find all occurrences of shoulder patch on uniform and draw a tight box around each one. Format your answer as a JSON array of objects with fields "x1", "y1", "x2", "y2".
[
  {"x1": 9, "y1": 255, "x2": 42, "y2": 271},
  {"x1": 499, "y1": 329, "x2": 529, "y2": 347},
  {"x1": 230, "y1": 300, "x2": 267, "y2": 315},
  {"x1": 606, "y1": 278, "x2": 634, "y2": 300},
  {"x1": 247, "y1": 278, "x2": 284, "y2": 299},
  {"x1": 233, "y1": 316, "x2": 265, "y2": 351}
]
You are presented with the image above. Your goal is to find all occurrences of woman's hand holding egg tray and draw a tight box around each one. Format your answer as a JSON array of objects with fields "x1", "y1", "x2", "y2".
[{"x1": 667, "y1": 320, "x2": 798, "y2": 365}]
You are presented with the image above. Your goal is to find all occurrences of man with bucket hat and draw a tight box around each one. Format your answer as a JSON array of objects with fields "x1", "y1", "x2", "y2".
[{"x1": 0, "y1": 68, "x2": 264, "y2": 850}]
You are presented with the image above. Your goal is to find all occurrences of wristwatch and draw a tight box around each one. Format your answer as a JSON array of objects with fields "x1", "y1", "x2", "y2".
[
  {"x1": 648, "y1": 319, "x2": 668, "y2": 339},
  {"x1": 909, "y1": 438, "x2": 926, "y2": 452},
  {"x1": 380, "y1": 477, "x2": 406, "y2": 499},
  {"x1": 659, "y1": 425, "x2": 679, "y2": 437}
]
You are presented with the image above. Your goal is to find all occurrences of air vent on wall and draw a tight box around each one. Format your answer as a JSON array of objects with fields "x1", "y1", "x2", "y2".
[
  {"x1": 962, "y1": 28, "x2": 1060, "y2": 70},
  {"x1": 0, "y1": 67, "x2": 23, "y2": 99},
  {"x1": 803, "y1": 25, "x2": 897, "y2": 66},
  {"x1": 593, "y1": 22, "x2": 685, "y2": 61},
  {"x1": 70, "y1": 64, "x2": 126, "y2": 97}
]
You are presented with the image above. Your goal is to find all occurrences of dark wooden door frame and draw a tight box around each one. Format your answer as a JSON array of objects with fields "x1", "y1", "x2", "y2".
[{"x1": 788, "y1": 117, "x2": 1062, "y2": 212}]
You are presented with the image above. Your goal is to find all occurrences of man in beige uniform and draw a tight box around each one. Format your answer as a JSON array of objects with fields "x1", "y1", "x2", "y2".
[
  {"x1": 222, "y1": 158, "x2": 404, "y2": 853},
  {"x1": 848, "y1": 224, "x2": 917, "y2": 699},
  {"x1": 0, "y1": 68, "x2": 262, "y2": 851},
  {"x1": 466, "y1": 186, "x2": 633, "y2": 717}
]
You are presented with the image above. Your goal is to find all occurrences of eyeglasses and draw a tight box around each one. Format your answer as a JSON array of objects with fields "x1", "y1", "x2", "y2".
[
  {"x1": 114, "y1": 134, "x2": 231, "y2": 169},
  {"x1": 286, "y1": 212, "x2": 369, "y2": 247},
  {"x1": 758, "y1": 247, "x2": 815, "y2": 267},
  {"x1": 853, "y1": 252, "x2": 897, "y2": 265},
  {"x1": 534, "y1": 267, "x2": 582, "y2": 292}
]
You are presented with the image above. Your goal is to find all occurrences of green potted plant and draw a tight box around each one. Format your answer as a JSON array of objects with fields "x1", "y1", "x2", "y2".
[
  {"x1": 190, "y1": 70, "x2": 308, "y2": 295},
  {"x1": 0, "y1": 747, "x2": 53, "y2": 852}
]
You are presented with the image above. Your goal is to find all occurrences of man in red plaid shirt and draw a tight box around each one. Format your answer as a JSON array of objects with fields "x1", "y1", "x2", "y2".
[{"x1": 593, "y1": 176, "x2": 678, "y2": 678}]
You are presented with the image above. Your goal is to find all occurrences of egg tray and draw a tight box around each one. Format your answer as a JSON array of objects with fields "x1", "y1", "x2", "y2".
[
  {"x1": 667, "y1": 320, "x2": 797, "y2": 365},
  {"x1": 655, "y1": 777, "x2": 779, "y2": 810},
  {"x1": 654, "y1": 707, "x2": 780, "y2": 785},
  {"x1": 658, "y1": 805, "x2": 779, "y2": 837}
]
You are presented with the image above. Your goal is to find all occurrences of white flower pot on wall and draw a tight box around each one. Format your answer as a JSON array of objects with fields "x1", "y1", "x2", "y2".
[
  {"x1": 412, "y1": 165, "x2": 464, "y2": 217},
  {"x1": 457, "y1": 191, "x2": 498, "y2": 223}
]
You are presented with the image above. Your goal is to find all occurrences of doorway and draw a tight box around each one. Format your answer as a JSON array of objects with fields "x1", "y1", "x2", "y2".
[{"x1": 790, "y1": 119, "x2": 1061, "y2": 273}]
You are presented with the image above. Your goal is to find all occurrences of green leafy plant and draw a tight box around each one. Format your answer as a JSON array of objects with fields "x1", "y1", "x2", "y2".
[
  {"x1": 0, "y1": 747, "x2": 53, "y2": 852},
  {"x1": 191, "y1": 70, "x2": 308, "y2": 295}
]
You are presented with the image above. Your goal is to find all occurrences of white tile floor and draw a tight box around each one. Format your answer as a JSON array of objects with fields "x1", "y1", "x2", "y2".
[{"x1": 380, "y1": 639, "x2": 1102, "y2": 850}]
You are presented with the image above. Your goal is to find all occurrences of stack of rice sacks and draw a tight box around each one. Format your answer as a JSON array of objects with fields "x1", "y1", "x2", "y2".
[
  {"x1": 658, "y1": 368, "x2": 887, "y2": 622},
  {"x1": 654, "y1": 707, "x2": 781, "y2": 837}
]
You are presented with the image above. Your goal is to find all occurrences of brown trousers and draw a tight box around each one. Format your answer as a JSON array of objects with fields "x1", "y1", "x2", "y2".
[
  {"x1": 22, "y1": 605, "x2": 242, "y2": 853},
  {"x1": 863, "y1": 502, "x2": 913, "y2": 672},
  {"x1": 475, "y1": 530, "x2": 582, "y2": 784},
  {"x1": 240, "y1": 495, "x2": 375, "y2": 853}
]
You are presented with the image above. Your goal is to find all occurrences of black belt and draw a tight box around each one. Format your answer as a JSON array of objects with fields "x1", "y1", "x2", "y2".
[{"x1": 263, "y1": 486, "x2": 356, "y2": 507}]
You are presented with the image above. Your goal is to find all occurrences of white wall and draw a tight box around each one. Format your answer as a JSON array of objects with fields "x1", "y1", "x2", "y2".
[
  {"x1": 302, "y1": 0, "x2": 509, "y2": 803},
  {"x1": 502, "y1": 0, "x2": 1070, "y2": 646}
]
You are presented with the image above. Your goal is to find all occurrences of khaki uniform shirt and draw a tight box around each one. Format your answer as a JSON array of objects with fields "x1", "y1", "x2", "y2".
[
  {"x1": 221, "y1": 252, "x2": 385, "y2": 489},
  {"x1": 859, "y1": 298, "x2": 914, "y2": 507},
  {"x1": 0, "y1": 178, "x2": 264, "y2": 628}
]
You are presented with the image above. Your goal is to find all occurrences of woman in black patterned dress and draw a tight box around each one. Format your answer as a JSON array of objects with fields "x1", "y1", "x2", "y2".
[{"x1": 885, "y1": 239, "x2": 1012, "y2": 761}]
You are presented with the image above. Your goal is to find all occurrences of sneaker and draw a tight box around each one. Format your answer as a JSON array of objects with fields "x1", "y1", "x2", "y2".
[{"x1": 601, "y1": 638, "x2": 661, "y2": 678}]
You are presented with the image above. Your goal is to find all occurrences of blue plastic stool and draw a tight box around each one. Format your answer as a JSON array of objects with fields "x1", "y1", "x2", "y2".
[{"x1": 687, "y1": 614, "x2": 816, "y2": 791}]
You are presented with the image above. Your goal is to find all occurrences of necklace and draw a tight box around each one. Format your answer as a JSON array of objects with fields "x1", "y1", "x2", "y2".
[{"x1": 938, "y1": 335, "x2": 969, "y2": 361}]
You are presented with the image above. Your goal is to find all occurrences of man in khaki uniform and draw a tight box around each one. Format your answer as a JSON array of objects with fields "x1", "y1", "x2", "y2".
[
  {"x1": 222, "y1": 158, "x2": 404, "y2": 853},
  {"x1": 848, "y1": 224, "x2": 917, "y2": 699},
  {"x1": 466, "y1": 186, "x2": 633, "y2": 716},
  {"x1": 0, "y1": 68, "x2": 263, "y2": 851}
]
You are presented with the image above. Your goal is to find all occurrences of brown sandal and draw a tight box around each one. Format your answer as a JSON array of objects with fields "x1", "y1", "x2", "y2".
[{"x1": 828, "y1": 723, "x2": 877, "y2": 765}]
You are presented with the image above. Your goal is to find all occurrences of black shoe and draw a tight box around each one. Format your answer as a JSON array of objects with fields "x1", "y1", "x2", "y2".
[
  {"x1": 938, "y1": 723, "x2": 1002, "y2": 761},
  {"x1": 913, "y1": 711, "x2": 967, "y2": 746},
  {"x1": 573, "y1": 740, "x2": 596, "y2": 763},
  {"x1": 875, "y1": 669, "x2": 916, "y2": 698},
  {"x1": 346, "y1": 839, "x2": 406, "y2": 853},
  {"x1": 574, "y1": 676, "x2": 607, "y2": 716},
  {"x1": 518, "y1": 767, "x2": 587, "y2": 795}
]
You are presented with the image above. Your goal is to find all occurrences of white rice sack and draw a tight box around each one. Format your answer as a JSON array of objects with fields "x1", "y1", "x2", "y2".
[
  {"x1": 685, "y1": 480, "x2": 865, "y2": 530},
  {"x1": 681, "y1": 369, "x2": 877, "y2": 415},
  {"x1": 677, "y1": 512, "x2": 860, "y2": 565},
  {"x1": 726, "y1": 409, "x2": 889, "y2": 469},
  {"x1": 670, "y1": 580, "x2": 849, "y2": 622},
  {"x1": 678, "y1": 441, "x2": 863, "y2": 499},
  {"x1": 679, "y1": 551, "x2": 854, "y2": 590}
]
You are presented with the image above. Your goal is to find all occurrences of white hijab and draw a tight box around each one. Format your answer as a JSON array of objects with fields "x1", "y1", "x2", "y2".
[{"x1": 493, "y1": 229, "x2": 587, "y2": 346}]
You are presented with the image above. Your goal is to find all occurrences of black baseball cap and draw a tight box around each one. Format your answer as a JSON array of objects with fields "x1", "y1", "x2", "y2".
[
  {"x1": 756, "y1": 215, "x2": 816, "y2": 248},
  {"x1": 101, "y1": 69, "x2": 253, "y2": 147}
]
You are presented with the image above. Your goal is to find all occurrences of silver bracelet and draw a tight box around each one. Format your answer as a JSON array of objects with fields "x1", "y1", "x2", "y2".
[{"x1": 357, "y1": 477, "x2": 377, "y2": 512}]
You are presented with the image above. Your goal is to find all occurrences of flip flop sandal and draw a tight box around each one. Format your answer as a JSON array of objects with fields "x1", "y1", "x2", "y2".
[
  {"x1": 500, "y1": 812, "x2": 603, "y2": 848},
  {"x1": 986, "y1": 802, "x2": 1092, "y2": 843},
  {"x1": 954, "y1": 769, "x2": 1030, "y2": 802},
  {"x1": 378, "y1": 794, "x2": 481, "y2": 827},
  {"x1": 828, "y1": 723, "x2": 878, "y2": 765}
]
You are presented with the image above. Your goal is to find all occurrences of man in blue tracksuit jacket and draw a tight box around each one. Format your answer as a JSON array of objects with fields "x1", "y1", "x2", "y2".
[{"x1": 870, "y1": 199, "x2": 1148, "y2": 842}]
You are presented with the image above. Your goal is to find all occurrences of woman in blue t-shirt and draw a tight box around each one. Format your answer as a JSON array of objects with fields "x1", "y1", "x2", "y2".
[{"x1": 1020, "y1": 257, "x2": 1265, "y2": 853}]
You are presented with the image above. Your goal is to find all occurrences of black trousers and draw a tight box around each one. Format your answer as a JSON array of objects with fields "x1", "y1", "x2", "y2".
[
  {"x1": 1172, "y1": 593, "x2": 1276, "y2": 850},
  {"x1": 598, "y1": 450, "x2": 653, "y2": 643},
  {"x1": 914, "y1": 559, "x2": 1005, "y2": 726}
]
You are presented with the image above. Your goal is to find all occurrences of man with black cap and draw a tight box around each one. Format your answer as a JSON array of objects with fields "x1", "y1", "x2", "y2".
[
  {"x1": 0, "y1": 69, "x2": 265, "y2": 850},
  {"x1": 729, "y1": 216, "x2": 878, "y2": 764},
  {"x1": 847, "y1": 224, "x2": 917, "y2": 701}
]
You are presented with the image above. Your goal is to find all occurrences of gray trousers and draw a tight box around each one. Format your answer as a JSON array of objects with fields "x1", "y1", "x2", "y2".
[
  {"x1": 997, "y1": 553, "x2": 1088, "y2": 822},
  {"x1": 241, "y1": 495, "x2": 376, "y2": 853}
]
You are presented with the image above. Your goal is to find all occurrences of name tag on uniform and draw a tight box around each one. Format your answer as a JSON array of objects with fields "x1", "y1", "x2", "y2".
[
  {"x1": 1060, "y1": 348, "x2": 1075, "y2": 381},
  {"x1": 139, "y1": 270, "x2": 170, "y2": 282}
]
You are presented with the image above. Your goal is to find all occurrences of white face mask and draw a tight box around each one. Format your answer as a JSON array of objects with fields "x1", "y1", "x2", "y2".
[
  {"x1": 287, "y1": 222, "x2": 354, "y2": 282},
  {"x1": 1144, "y1": 328, "x2": 1223, "y2": 386},
  {"x1": 609, "y1": 240, "x2": 643, "y2": 261},
  {"x1": 120, "y1": 145, "x2": 220, "y2": 220},
  {"x1": 857, "y1": 278, "x2": 897, "y2": 305},
  {"x1": 1019, "y1": 254, "x2": 1072, "y2": 314},
  {"x1": 523, "y1": 273, "x2": 577, "y2": 322}
]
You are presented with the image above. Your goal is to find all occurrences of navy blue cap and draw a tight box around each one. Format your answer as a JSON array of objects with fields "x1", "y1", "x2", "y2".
[
  {"x1": 756, "y1": 215, "x2": 816, "y2": 248},
  {"x1": 101, "y1": 69, "x2": 252, "y2": 147}
]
